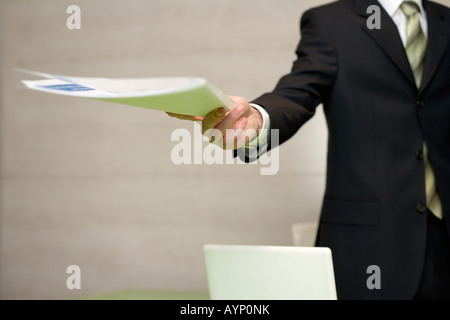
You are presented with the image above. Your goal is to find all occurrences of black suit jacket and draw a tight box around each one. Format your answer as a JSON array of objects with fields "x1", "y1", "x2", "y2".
[{"x1": 252, "y1": 0, "x2": 450, "y2": 299}]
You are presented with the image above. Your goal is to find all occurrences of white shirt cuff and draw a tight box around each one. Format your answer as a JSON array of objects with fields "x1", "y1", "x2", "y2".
[{"x1": 245, "y1": 103, "x2": 270, "y2": 148}]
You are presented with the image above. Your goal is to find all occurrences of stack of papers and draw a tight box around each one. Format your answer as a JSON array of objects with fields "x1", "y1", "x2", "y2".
[{"x1": 20, "y1": 70, "x2": 235, "y2": 116}]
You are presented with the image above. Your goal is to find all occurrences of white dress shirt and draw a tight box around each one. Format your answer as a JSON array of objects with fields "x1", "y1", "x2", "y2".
[{"x1": 379, "y1": 0, "x2": 428, "y2": 45}]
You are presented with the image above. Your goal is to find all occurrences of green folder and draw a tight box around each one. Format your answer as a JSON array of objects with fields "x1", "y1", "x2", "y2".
[{"x1": 20, "y1": 69, "x2": 235, "y2": 117}]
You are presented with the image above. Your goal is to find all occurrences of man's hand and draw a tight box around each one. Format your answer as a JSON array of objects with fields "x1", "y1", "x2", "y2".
[{"x1": 167, "y1": 96, "x2": 263, "y2": 150}]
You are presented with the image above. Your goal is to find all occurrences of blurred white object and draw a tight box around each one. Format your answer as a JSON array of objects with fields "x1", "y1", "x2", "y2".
[
  {"x1": 19, "y1": 69, "x2": 235, "y2": 117},
  {"x1": 204, "y1": 244, "x2": 337, "y2": 300},
  {"x1": 291, "y1": 221, "x2": 319, "y2": 247}
]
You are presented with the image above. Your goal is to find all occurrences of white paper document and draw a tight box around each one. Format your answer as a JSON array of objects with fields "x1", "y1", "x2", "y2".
[{"x1": 20, "y1": 70, "x2": 235, "y2": 116}]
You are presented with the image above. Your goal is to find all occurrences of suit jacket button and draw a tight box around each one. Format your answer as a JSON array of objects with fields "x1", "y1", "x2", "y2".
[
  {"x1": 416, "y1": 100, "x2": 424, "y2": 108},
  {"x1": 416, "y1": 150, "x2": 424, "y2": 160},
  {"x1": 416, "y1": 203, "x2": 427, "y2": 214}
]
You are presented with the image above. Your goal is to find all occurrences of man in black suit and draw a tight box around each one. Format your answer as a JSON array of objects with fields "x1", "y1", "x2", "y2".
[{"x1": 168, "y1": 0, "x2": 450, "y2": 299}]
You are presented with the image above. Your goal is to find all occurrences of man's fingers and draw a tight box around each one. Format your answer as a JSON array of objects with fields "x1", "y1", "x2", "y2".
[
  {"x1": 202, "y1": 107, "x2": 227, "y2": 135},
  {"x1": 166, "y1": 96, "x2": 259, "y2": 150},
  {"x1": 223, "y1": 117, "x2": 249, "y2": 149},
  {"x1": 213, "y1": 103, "x2": 248, "y2": 137},
  {"x1": 166, "y1": 112, "x2": 204, "y2": 121}
]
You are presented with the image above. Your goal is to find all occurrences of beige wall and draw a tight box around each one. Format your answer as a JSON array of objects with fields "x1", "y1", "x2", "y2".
[{"x1": 1, "y1": 0, "x2": 449, "y2": 299}]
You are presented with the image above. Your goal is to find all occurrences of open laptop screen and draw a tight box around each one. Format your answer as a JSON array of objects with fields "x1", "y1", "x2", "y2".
[{"x1": 203, "y1": 244, "x2": 337, "y2": 300}]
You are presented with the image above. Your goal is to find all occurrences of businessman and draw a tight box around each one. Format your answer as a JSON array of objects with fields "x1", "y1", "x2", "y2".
[{"x1": 168, "y1": 0, "x2": 450, "y2": 299}]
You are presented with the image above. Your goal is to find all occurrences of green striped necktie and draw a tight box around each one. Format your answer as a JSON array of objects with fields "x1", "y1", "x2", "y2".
[{"x1": 401, "y1": 1, "x2": 442, "y2": 219}]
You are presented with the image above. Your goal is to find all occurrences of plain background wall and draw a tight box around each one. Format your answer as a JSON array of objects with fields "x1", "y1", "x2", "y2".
[{"x1": 1, "y1": 0, "x2": 449, "y2": 300}]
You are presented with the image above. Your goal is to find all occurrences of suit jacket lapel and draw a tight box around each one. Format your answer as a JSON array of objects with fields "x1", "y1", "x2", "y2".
[
  {"x1": 420, "y1": 1, "x2": 449, "y2": 93},
  {"x1": 355, "y1": 0, "x2": 417, "y2": 88}
]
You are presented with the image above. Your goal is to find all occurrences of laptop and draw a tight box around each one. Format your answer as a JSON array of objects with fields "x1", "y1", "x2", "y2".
[{"x1": 203, "y1": 244, "x2": 337, "y2": 300}]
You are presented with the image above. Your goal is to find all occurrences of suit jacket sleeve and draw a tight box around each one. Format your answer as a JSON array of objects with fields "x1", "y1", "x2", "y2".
[{"x1": 252, "y1": 8, "x2": 338, "y2": 147}]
